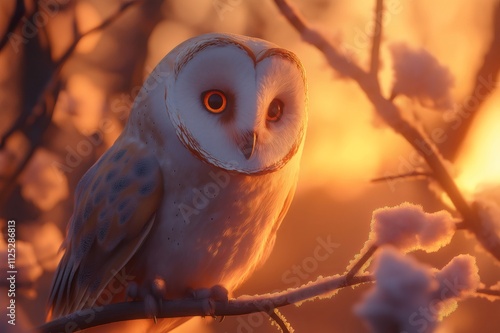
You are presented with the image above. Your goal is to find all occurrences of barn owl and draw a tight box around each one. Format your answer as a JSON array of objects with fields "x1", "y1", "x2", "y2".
[{"x1": 48, "y1": 32, "x2": 307, "y2": 332}]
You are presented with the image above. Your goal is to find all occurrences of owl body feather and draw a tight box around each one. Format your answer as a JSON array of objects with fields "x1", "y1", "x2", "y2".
[{"x1": 49, "y1": 33, "x2": 307, "y2": 332}]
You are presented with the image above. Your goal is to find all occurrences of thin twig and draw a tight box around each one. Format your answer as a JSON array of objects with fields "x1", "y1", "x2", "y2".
[
  {"x1": 345, "y1": 244, "x2": 378, "y2": 281},
  {"x1": 53, "y1": 1, "x2": 141, "y2": 68},
  {"x1": 370, "y1": 0, "x2": 384, "y2": 76},
  {"x1": 272, "y1": 0, "x2": 500, "y2": 261},
  {"x1": 476, "y1": 288, "x2": 500, "y2": 298},
  {"x1": 273, "y1": 0, "x2": 366, "y2": 80},
  {"x1": 371, "y1": 171, "x2": 434, "y2": 183},
  {"x1": 268, "y1": 309, "x2": 292, "y2": 333},
  {"x1": 38, "y1": 275, "x2": 373, "y2": 333}
]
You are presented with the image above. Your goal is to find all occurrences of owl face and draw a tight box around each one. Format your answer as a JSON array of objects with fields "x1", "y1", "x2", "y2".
[{"x1": 165, "y1": 34, "x2": 307, "y2": 174}]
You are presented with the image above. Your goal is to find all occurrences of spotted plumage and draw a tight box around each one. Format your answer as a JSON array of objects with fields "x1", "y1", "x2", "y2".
[{"x1": 50, "y1": 140, "x2": 163, "y2": 316}]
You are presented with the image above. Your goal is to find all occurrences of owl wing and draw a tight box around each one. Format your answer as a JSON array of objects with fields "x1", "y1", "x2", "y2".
[{"x1": 48, "y1": 138, "x2": 164, "y2": 318}]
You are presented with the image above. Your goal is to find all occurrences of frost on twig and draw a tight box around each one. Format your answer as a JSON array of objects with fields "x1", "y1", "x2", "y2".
[
  {"x1": 38, "y1": 275, "x2": 373, "y2": 333},
  {"x1": 355, "y1": 248, "x2": 479, "y2": 333},
  {"x1": 269, "y1": 309, "x2": 294, "y2": 333}
]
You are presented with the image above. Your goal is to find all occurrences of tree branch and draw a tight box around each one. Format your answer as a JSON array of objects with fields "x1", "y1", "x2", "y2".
[
  {"x1": 38, "y1": 275, "x2": 373, "y2": 333},
  {"x1": 371, "y1": 171, "x2": 434, "y2": 183},
  {"x1": 53, "y1": 0, "x2": 142, "y2": 68},
  {"x1": 268, "y1": 309, "x2": 292, "y2": 333},
  {"x1": 370, "y1": 0, "x2": 384, "y2": 76},
  {"x1": 273, "y1": 0, "x2": 367, "y2": 80},
  {"x1": 476, "y1": 288, "x2": 500, "y2": 298},
  {"x1": 272, "y1": 0, "x2": 500, "y2": 261},
  {"x1": 345, "y1": 244, "x2": 378, "y2": 281}
]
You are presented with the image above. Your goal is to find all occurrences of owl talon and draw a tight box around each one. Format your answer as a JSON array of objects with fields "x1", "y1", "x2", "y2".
[
  {"x1": 144, "y1": 294, "x2": 160, "y2": 319},
  {"x1": 202, "y1": 298, "x2": 216, "y2": 318},
  {"x1": 137, "y1": 277, "x2": 167, "y2": 323},
  {"x1": 187, "y1": 285, "x2": 229, "y2": 317},
  {"x1": 146, "y1": 277, "x2": 167, "y2": 316}
]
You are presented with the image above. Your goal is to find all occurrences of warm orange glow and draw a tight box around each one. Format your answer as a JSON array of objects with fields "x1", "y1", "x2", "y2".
[
  {"x1": 455, "y1": 91, "x2": 500, "y2": 196},
  {"x1": 53, "y1": 74, "x2": 105, "y2": 134},
  {"x1": 20, "y1": 149, "x2": 68, "y2": 211},
  {"x1": 74, "y1": 2, "x2": 104, "y2": 54},
  {"x1": 294, "y1": 46, "x2": 409, "y2": 200},
  {"x1": 2, "y1": 1, "x2": 500, "y2": 332}
]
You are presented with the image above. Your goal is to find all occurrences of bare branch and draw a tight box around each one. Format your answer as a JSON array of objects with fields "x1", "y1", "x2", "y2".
[
  {"x1": 268, "y1": 309, "x2": 292, "y2": 333},
  {"x1": 53, "y1": 1, "x2": 142, "y2": 69},
  {"x1": 273, "y1": 0, "x2": 367, "y2": 80},
  {"x1": 346, "y1": 245, "x2": 378, "y2": 281},
  {"x1": 371, "y1": 171, "x2": 434, "y2": 183},
  {"x1": 370, "y1": 0, "x2": 384, "y2": 76},
  {"x1": 38, "y1": 275, "x2": 373, "y2": 333},
  {"x1": 476, "y1": 288, "x2": 500, "y2": 298}
]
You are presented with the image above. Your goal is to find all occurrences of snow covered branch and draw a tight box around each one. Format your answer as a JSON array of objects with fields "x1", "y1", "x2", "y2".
[
  {"x1": 355, "y1": 248, "x2": 481, "y2": 333},
  {"x1": 38, "y1": 275, "x2": 373, "y2": 333}
]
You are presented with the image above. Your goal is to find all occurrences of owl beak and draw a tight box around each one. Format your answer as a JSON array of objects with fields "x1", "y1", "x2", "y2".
[{"x1": 240, "y1": 132, "x2": 257, "y2": 160}]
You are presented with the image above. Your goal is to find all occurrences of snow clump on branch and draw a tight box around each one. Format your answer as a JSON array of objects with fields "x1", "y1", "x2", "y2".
[
  {"x1": 355, "y1": 247, "x2": 479, "y2": 333},
  {"x1": 370, "y1": 202, "x2": 456, "y2": 252}
]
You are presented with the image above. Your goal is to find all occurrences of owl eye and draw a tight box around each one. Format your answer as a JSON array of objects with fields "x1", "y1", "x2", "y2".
[
  {"x1": 267, "y1": 99, "x2": 284, "y2": 122},
  {"x1": 202, "y1": 90, "x2": 227, "y2": 114}
]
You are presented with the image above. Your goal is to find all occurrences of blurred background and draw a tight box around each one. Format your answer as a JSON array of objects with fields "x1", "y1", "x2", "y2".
[{"x1": 1, "y1": 0, "x2": 499, "y2": 332}]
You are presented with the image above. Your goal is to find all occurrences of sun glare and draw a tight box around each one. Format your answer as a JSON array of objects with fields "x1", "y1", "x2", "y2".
[{"x1": 455, "y1": 90, "x2": 500, "y2": 195}]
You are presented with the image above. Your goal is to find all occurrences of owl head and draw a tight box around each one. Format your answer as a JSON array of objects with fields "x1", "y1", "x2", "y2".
[{"x1": 140, "y1": 33, "x2": 308, "y2": 174}]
